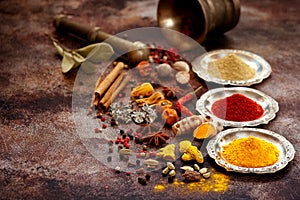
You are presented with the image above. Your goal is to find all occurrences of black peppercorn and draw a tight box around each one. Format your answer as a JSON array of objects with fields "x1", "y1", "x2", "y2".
[
  {"x1": 108, "y1": 140, "x2": 114, "y2": 146},
  {"x1": 138, "y1": 177, "x2": 147, "y2": 186},
  {"x1": 136, "y1": 159, "x2": 141, "y2": 167},
  {"x1": 145, "y1": 173, "x2": 151, "y2": 181},
  {"x1": 120, "y1": 129, "x2": 125, "y2": 135},
  {"x1": 128, "y1": 134, "x2": 134, "y2": 141},
  {"x1": 110, "y1": 118, "x2": 118, "y2": 126},
  {"x1": 168, "y1": 176, "x2": 174, "y2": 183},
  {"x1": 135, "y1": 137, "x2": 143, "y2": 144},
  {"x1": 118, "y1": 146, "x2": 123, "y2": 152}
]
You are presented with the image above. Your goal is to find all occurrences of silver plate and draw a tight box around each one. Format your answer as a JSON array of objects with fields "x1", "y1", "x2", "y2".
[
  {"x1": 196, "y1": 87, "x2": 279, "y2": 127},
  {"x1": 192, "y1": 49, "x2": 272, "y2": 86},
  {"x1": 207, "y1": 128, "x2": 295, "y2": 174}
]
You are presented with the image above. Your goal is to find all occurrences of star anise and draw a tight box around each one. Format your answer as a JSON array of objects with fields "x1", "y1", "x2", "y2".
[
  {"x1": 142, "y1": 131, "x2": 170, "y2": 147},
  {"x1": 162, "y1": 86, "x2": 184, "y2": 99}
]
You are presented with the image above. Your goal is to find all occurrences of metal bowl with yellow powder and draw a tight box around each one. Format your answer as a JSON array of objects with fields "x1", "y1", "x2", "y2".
[
  {"x1": 192, "y1": 49, "x2": 272, "y2": 86},
  {"x1": 207, "y1": 128, "x2": 295, "y2": 174}
]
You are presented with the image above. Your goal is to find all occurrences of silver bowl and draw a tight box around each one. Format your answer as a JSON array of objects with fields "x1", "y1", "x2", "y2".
[
  {"x1": 196, "y1": 87, "x2": 279, "y2": 127},
  {"x1": 207, "y1": 128, "x2": 295, "y2": 174},
  {"x1": 192, "y1": 49, "x2": 272, "y2": 86}
]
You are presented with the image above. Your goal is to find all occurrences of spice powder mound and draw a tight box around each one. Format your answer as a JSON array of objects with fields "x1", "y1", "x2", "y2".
[
  {"x1": 207, "y1": 54, "x2": 256, "y2": 81},
  {"x1": 211, "y1": 94, "x2": 264, "y2": 122},
  {"x1": 222, "y1": 136, "x2": 280, "y2": 168}
]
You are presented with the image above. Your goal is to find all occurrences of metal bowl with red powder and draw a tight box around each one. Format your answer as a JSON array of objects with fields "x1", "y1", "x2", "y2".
[{"x1": 196, "y1": 87, "x2": 279, "y2": 127}]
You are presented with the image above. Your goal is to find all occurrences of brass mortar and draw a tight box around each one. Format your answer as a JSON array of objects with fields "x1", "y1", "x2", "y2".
[{"x1": 157, "y1": 0, "x2": 241, "y2": 44}]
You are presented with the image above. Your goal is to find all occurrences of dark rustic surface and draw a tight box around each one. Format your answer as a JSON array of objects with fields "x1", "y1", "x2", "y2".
[{"x1": 0, "y1": 0, "x2": 299, "y2": 199}]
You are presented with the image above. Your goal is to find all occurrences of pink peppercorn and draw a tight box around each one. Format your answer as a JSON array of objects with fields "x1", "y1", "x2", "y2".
[
  {"x1": 124, "y1": 137, "x2": 130, "y2": 142},
  {"x1": 126, "y1": 171, "x2": 131, "y2": 176},
  {"x1": 124, "y1": 143, "x2": 130, "y2": 149},
  {"x1": 150, "y1": 151, "x2": 157, "y2": 158},
  {"x1": 115, "y1": 136, "x2": 121, "y2": 144},
  {"x1": 102, "y1": 124, "x2": 107, "y2": 129},
  {"x1": 94, "y1": 128, "x2": 100, "y2": 133}
]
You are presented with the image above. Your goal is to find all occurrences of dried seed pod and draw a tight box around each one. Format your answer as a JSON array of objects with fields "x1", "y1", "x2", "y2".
[
  {"x1": 180, "y1": 166, "x2": 194, "y2": 171},
  {"x1": 173, "y1": 61, "x2": 190, "y2": 72},
  {"x1": 169, "y1": 170, "x2": 176, "y2": 177},
  {"x1": 194, "y1": 164, "x2": 200, "y2": 171},
  {"x1": 139, "y1": 152, "x2": 146, "y2": 158},
  {"x1": 162, "y1": 167, "x2": 170, "y2": 175},
  {"x1": 199, "y1": 168, "x2": 208, "y2": 174},
  {"x1": 182, "y1": 170, "x2": 201, "y2": 182},
  {"x1": 144, "y1": 159, "x2": 159, "y2": 166},
  {"x1": 119, "y1": 149, "x2": 132, "y2": 155},
  {"x1": 203, "y1": 172, "x2": 211, "y2": 179},
  {"x1": 167, "y1": 162, "x2": 175, "y2": 170},
  {"x1": 136, "y1": 168, "x2": 145, "y2": 174},
  {"x1": 128, "y1": 162, "x2": 137, "y2": 168},
  {"x1": 115, "y1": 166, "x2": 121, "y2": 173}
]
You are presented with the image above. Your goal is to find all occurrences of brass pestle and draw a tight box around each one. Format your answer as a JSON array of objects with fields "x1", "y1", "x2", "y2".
[{"x1": 53, "y1": 15, "x2": 149, "y2": 64}]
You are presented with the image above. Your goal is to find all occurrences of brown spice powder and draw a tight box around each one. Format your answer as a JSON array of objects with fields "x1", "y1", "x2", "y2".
[{"x1": 207, "y1": 54, "x2": 256, "y2": 81}]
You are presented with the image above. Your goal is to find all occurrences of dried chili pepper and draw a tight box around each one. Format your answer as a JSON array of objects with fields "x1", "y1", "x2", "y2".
[
  {"x1": 177, "y1": 85, "x2": 203, "y2": 105},
  {"x1": 176, "y1": 102, "x2": 193, "y2": 116},
  {"x1": 175, "y1": 86, "x2": 202, "y2": 116}
]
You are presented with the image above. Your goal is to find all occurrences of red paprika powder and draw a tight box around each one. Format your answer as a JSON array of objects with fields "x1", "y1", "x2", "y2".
[{"x1": 211, "y1": 94, "x2": 264, "y2": 122}]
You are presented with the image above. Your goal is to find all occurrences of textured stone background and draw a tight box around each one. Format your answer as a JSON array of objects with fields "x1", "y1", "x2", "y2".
[{"x1": 0, "y1": 0, "x2": 299, "y2": 199}]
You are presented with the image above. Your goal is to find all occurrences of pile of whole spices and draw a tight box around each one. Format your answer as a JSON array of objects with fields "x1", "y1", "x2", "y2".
[
  {"x1": 211, "y1": 94, "x2": 264, "y2": 122},
  {"x1": 222, "y1": 136, "x2": 280, "y2": 168}
]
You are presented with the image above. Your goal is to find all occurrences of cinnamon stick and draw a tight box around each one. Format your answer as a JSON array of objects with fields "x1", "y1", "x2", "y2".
[
  {"x1": 93, "y1": 62, "x2": 124, "y2": 107},
  {"x1": 99, "y1": 73, "x2": 124, "y2": 108},
  {"x1": 102, "y1": 74, "x2": 131, "y2": 109}
]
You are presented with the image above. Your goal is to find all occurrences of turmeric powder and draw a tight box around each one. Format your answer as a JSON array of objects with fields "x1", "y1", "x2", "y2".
[{"x1": 222, "y1": 136, "x2": 279, "y2": 168}]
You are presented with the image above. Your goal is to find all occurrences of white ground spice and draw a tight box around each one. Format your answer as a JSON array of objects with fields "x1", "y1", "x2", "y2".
[{"x1": 207, "y1": 54, "x2": 256, "y2": 81}]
